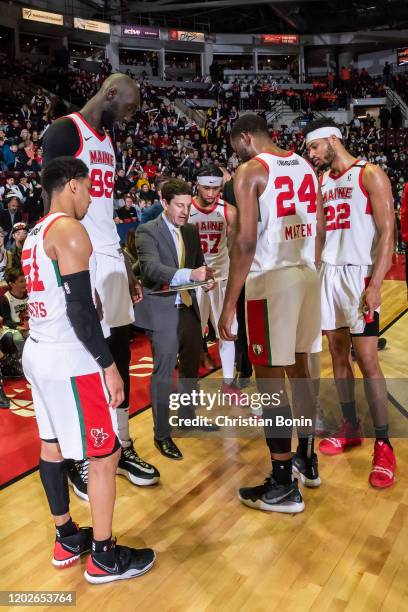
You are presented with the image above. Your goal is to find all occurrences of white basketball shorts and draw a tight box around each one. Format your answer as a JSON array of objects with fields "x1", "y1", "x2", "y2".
[
  {"x1": 320, "y1": 262, "x2": 378, "y2": 334},
  {"x1": 245, "y1": 265, "x2": 322, "y2": 367},
  {"x1": 90, "y1": 250, "x2": 134, "y2": 335},
  {"x1": 22, "y1": 338, "x2": 119, "y2": 461}
]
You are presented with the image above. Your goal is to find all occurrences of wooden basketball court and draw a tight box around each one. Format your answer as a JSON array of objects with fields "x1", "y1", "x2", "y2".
[{"x1": 1, "y1": 279, "x2": 407, "y2": 611}]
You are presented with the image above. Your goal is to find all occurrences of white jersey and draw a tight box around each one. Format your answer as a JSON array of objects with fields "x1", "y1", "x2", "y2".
[
  {"x1": 250, "y1": 152, "x2": 318, "y2": 273},
  {"x1": 22, "y1": 213, "x2": 79, "y2": 343},
  {"x1": 67, "y1": 112, "x2": 119, "y2": 257},
  {"x1": 321, "y1": 160, "x2": 378, "y2": 266},
  {"x1": 189, "y1": 197, "x2": 229, "y2": 277}
]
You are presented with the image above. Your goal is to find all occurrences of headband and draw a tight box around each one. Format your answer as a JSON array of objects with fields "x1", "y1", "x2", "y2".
[
  {"x1": 305, "y1": 127, "x2": 342, "y2": 145},
  {"x1": 197, "y1": 176, "x2": 223, "y2": 187}
]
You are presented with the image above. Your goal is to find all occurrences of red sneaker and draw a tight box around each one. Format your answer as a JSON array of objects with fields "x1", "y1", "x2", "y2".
[
  {"x1": 52, "y1": 525, "x2": 93, "y2": 568},
  {"x1": 369, "y1": 441, "x2": 396, "y2": 489},
  {"x1": 319, "y1": 420, "x2": 364, "y2": 456}
]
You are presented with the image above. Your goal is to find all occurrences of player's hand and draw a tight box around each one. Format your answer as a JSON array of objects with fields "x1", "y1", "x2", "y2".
[
  {"x1": 190, "y1": 266, "x2": 216, "y2": 283},
  {"x1": 218, "y1": 306, "x2": 237, "y2": 341},
  {"x1": 132, "y1": 279, "x2": 143, "y2": 304},
  {"x1": 103, "y1": 363, "x2": 124, "y2": 409},
  {"x1": 363, "y1": 284, "x2": 381, "y2": 320}
]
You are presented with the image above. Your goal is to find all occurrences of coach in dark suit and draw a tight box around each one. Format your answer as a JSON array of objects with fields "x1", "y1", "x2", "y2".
[{"x1": 134, "y1": 179, "x2": 216, "y2": 460}]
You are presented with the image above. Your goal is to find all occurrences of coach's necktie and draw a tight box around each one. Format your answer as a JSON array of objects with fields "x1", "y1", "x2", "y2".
[{"x1": 175, "y1": 228, "x2": 192, "y2": 307}]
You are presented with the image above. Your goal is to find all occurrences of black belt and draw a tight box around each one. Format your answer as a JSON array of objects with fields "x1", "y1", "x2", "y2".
[{"x1": 175, "y1": 304, "x2": 189, "y2": 310}]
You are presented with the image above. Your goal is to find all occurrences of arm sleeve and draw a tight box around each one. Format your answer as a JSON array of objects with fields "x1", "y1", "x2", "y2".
[
  {"x1": 61, "y1": 271, "x2": 114, "y2": 369},
  {"x1": 42, "y1": 118, "x2": 81, "y2": 165},
  {"x1": 135, "y1": 225, "x2": 178, "y2": 286}
]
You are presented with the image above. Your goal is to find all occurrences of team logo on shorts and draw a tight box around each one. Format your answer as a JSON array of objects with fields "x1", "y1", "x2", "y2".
[
  {"x1": 252, "y1": 344, "x2": 264, "y2": 356},
  {"x1": 90, "y1": 428, "x2": 110, "y2": 448}
]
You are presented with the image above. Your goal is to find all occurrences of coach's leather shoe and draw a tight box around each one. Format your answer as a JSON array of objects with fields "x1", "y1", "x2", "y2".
[{"x1": 154, "y1": 437, "x2": 183, "y2": 460}]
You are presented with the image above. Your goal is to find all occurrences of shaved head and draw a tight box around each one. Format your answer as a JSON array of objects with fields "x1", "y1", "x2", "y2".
[{"x1": 96, "y1": 73, "x2": 140, "y2": 130}]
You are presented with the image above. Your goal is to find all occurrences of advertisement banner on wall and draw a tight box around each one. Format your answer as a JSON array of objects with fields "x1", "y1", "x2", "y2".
[
  {"x1": 121, "y1": 25, "x2": 160, "y2": 39},
  {"x1": 169, "y1": 29, "x2": 205, "y2": 43},
  {"x1": 260, "y1": 34, "x2": 299, "y2": 45},
  {"x1": 74, "y1": 17, "x2": 110, "y2": 34},
  {"x1": 22, "y1": 8, "x2": 64, "y2": 26},
  {"x1": 397, "y1": 47, "x2": 408, "y2": 66}
]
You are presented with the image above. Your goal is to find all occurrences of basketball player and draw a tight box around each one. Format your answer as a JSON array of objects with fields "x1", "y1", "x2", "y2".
[
  {"x1": 304, "y1": 118, "x2": 396, "y2": 488},
  {"x1": 219, "y1": 113, "x2": 325, "y2": 513},
  {"x1": 43, "y1": 74, "x2": 159, "y2": 500},
  {"x1": 189, "y1": 165, "x2": 238, "y2": 392},
  {"x1": 23, "y1": 157, "x2": 155, "y2": 583}
]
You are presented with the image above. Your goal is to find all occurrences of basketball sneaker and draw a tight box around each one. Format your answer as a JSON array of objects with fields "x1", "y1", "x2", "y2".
[
  {"x1": 84, "y1": 540, "x2": 156, "y2": 584},
  {"x1": 117, "y1": 441, "x2": 160, "y2": 486},
  {"x1": 66, "y1": 459, "x2": 89, "y2": 502},
  {"x1": 319, "y1": 419, "x2": 364, "y2": 456},
  {"x1": 238, "y1": 476, "x2": 304, "y2": 513},
  {"x1": 221, "y1": 380, "x2": 243, "y2": 406},
  {"x1": 292, "y1": 451, "x2": 321, "y2": 488},
  {"x1": 369, "y1": 440, "x2": 396, "y2": 489},
  {"x1": 52, "y1": 525, "x2": 92, "y2": 568}
]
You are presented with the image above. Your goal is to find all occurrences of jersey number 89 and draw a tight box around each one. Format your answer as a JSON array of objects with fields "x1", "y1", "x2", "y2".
[{"x1": 90, "y1": 169, "x2": 114, "y2": 199}]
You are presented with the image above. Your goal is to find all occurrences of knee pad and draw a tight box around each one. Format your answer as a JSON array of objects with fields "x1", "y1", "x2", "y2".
[{"x1": 39, "y1": 459, "x2": 70, "y2": 516}]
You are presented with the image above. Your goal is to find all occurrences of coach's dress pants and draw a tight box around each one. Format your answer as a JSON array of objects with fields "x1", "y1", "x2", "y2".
[{"x1": 149, "y1": 306, "x2": 202, "y2": 440}]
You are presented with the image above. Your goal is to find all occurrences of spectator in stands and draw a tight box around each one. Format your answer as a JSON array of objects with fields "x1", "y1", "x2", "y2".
[
  {"x1": 143, "y1": 158, "x2": 158, "y2": 179},
  {"x1": 114, "y1": 168, "x2": 132, "y2": 200},
  {"x1": 0, "y1": 177, "x2": 19, "y2": 202},
  {"x1": 379, "y1": 106, "x2": 391, "y2": 129},
  {"x1": 30, "y1": 87, "x2": 50, "y2": 117},
  {"x1": 0, "y1": 197, "x2": 23, "y2": 245},
  {"x1": 391, "y1": 106, "x2": 403, "y2": 129},
  {"x1": 7, "y1": 222, "x2": 27, "y2": 271},
  {"x1": 0, "y1": 268, "x2": 29, "y2": 358},
  {"x1": 18, "y1": 103, "x2": 31, "y2": 124},
  {"x1": 116, "y1": 195, "x2": 139, "y2": 223},
  {"x1": 139, "y1": 182, "x2": 156, "y2": 206},
  {"x1": 383, "y1": 62, "x2": 392, "y2": 87}
]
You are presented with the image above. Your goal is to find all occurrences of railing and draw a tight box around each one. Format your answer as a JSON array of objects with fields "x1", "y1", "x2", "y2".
[{"x1": 384, "y1": 86, "x2": 408, "y2": 121}]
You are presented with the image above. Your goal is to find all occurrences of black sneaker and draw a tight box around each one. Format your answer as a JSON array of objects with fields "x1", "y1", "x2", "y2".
[
  {"x1": 52, "y1": 525, "x2": 93, "y2": 568},
  {"x1": 292, "y1": 451, "x2": 321, "y2": 488},
  {"x1": 238, "y1": 476, "x2": 304, "y2": 513},
  {"x1": 66, "y1": 459, "x2": 89, "y2": 502},
  {"x1": 0, "y1": 383, "x2": 10, "y2": 408},
  {"x1": 84, "y1": 541, "x2": 156, "y2": 584},
  {"x1": 117, "y1": 441, "x2": 160, "y2": 486}
]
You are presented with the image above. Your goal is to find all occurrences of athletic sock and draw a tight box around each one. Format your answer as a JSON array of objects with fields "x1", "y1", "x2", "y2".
[
  {"x1": 374, "y1": 425, "x2": 393, "y2": 449},
  {"x1": 272, "y1": 459, "x2": 293, "y2": 485},
  {"x1": 297, "y1": 434, "x2": 315, "y2": 459},
  {"x1": 56, "y1": 518, "x2": 78, "y2": 539},
  {"x1": 340, "y1": 401, "x2": 359, "y2": 428},
  {"x1": 92, "y1": 536, "x2": 115, "y2": 567}
]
